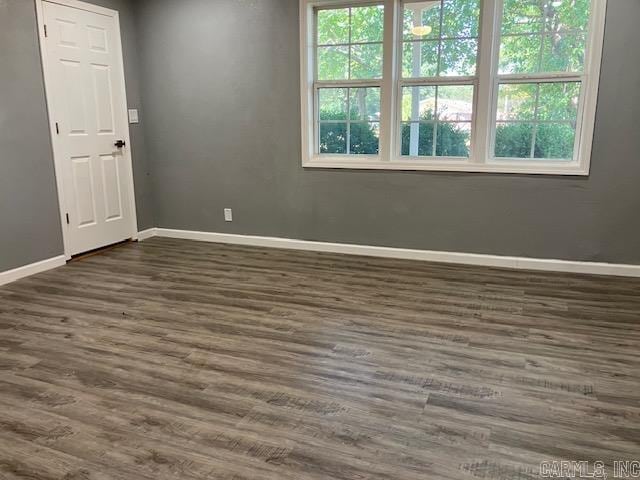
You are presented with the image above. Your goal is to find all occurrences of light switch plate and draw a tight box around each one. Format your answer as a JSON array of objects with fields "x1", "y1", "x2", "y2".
[{"x1": 128, "y1": 109, "x2": 139, "y2": 124}]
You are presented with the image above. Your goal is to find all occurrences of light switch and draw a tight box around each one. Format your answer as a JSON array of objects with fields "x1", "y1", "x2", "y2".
[{"x1": 128, "y1": 109, "x2": 139, "y2": 124}]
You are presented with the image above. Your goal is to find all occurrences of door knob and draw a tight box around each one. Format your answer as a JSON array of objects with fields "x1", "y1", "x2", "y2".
[{"x1": 114, "y1": 140, "x2": 126, "y2": 148}]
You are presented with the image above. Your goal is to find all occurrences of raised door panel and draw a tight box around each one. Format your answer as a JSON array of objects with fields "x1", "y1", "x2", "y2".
[
  {"x1": 87, "y1": 24, "x2": 108, "y2": 53},
  {"x1": 99, "y1": 154, "x2": 123, "y2": 222},
  {"x1": 91, "y1": 63, "x2": 115, "y2": 135},
  {"x1": 60, "y1": 60, "x2": 88, "y2": 136},
  {"x1": 55, "y1": 17, "x2": 79, "y2": 49},
  {"x1": 70, "y1": 156, "x2": 98, "y2": 227}
]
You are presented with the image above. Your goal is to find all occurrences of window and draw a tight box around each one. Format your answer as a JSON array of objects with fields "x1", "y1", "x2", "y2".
[
  {"x1": 400, "y1": 0, "x2": 479, "y2": 158},
  {"x1": 315, "y1": 5, "x2": 384, "y2": 155},
  {"x1": 300, "y1": 0, "x2": 606, "y2": 174},
  {"x1": 493, "y1": 0, "x2": 590, "y2": 161}
]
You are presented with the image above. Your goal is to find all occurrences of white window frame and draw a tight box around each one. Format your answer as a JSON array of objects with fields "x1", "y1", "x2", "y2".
[{"x1": 300, "y1": 0, "x2": 607, "y2": 175}]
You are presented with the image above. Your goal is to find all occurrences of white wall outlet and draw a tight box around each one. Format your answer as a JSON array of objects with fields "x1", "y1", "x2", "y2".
[{"x1": 224, "y1": 208, "x2": 233, "y2": 222}]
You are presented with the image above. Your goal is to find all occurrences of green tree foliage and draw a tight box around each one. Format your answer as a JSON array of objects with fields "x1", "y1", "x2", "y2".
[
  {"x1": 317, "y1": 6, "x2": 384, "y2": 80},
  {"x1": 402, "y1": 0, "x2": 480, "y2": 77},
  {"x1": 500, "y1": 0, "x2": 590, "y2": 75}
]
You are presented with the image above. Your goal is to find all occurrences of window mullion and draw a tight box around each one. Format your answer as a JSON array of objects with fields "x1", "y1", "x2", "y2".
[
  {"x1": 529, "y1": 83, "x2": 542, "y2": 158},
  {"x1": 378, "y1": 0, "x2": 397, "y2": 162},
  {"x1": 348, "y1": 7, "x2": 352, "y2": 79},
  {"x1": 401, "y1": 76, "x2": 476, "y2": 86},
  {"x1": 316, "y1": 79, "x2": 382, "y2": 88},
  {"x1": 346, "y1": 87, "x2": 352, "y2": 154},
  {"x1": 497, "y1": 72, "x2": 583, "y2": 84},
  {"x1": 472, "y1": 0, "x2": 500, "y2": 164},
  {"x1": 432, "y1": 86, "x2": 438, "y2": 156}
]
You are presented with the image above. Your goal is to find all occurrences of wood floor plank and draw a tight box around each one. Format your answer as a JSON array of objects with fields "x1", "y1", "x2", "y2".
[{"x1": 1, "y1": 237, "x2": 639, "y2": 479}]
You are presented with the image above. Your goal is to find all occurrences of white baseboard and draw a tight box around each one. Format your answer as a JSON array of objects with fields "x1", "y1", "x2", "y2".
[
  {"x1": 136, "y1": 228, "x2": 157, "y2": 241},
  {"x1": 0, "y1": 255, "x2": 67, "y2": 287},
  {"x1": 136, "y1": 228, "x2": 640, "y2": 278}
]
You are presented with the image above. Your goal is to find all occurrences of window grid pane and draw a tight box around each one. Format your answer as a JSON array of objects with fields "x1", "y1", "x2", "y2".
[
  {"x1": 401, "y1": 0, "x2": 480, "y2": 79},
  {"x1": 401, "y1": 84, "x2": 473, "y2": 157},
  {"x1": 498, "y1": 0, "x2": 591, "y2": 75},
  {"x1": 318, "y1": 87, "x2": 380, "y2": 155},
  {"x1": 316, "y1": 5, "x2": 384, "y2": 81},
  {"x1": 494, "y1": 81, "x2": 580, "y2": 160},
  {"x1": 317, "y1": 8, "x2": 349, "y2": 45}
]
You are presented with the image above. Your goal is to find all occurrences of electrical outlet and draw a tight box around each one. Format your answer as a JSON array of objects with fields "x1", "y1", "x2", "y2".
[{"x1": 224, "y1": 208, "x2": 233, "y2": 222}]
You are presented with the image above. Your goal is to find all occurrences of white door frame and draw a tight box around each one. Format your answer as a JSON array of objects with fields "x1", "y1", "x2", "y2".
[{"x1": 35, "y1": 0, "x2": 138, "y2": 259}]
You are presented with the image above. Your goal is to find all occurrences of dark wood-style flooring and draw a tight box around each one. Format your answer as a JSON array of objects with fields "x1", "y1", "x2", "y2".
[{"x1": 1, "y1": 237, "x2": 639, "y2": 479}]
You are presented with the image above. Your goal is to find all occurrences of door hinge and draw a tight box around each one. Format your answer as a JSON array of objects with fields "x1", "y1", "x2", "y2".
[
  {"x1": 66, "y1": 213, "x2": 70, "y2": 225},
  {"x1": 55, "y1": 122, "x2": 59, "y2": 134},
  {"x1": 44, "y1": 24, "x2": 48, "y2": 37}
]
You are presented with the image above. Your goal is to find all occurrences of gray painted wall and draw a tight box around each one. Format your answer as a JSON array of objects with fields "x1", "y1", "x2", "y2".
[
  {"x1": 0, "y1": 0, "x2": 63, "y2": 271},
  {"x1": 0, "y1": 0, "x2": 152, "y2": 272},
  {"x1": 2, "y1": 0, "x2": 638, "y2": 272},
  {"x1": 136, "y1": 0, "x2": 640, "y2": 264}
]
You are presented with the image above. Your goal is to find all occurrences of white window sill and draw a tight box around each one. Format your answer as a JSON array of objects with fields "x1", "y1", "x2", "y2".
[{"x1": 302, "y1": 156, "x2": 589, "y2": 176}]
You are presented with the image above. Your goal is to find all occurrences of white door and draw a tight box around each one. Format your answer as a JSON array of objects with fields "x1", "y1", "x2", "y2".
[{"x1": 42, "y1": 1, "x2": 136, "y2": 256}]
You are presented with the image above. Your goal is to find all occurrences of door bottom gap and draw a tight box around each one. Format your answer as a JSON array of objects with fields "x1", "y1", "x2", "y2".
[{"x1": 69, "y1": 239, "x2": 132, "y2": 262}]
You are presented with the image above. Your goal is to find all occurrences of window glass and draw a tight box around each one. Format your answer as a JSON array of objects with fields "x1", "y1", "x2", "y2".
[
  {"x1": 319, "y1": 87, "x2": 381, "y2": 155},
  {"x1": 401, "y1": 84, "x2": 473, "y2": 157},
  {"x1": 498, "y1": 0, "x2": 591, "y2": 74},
  {"x1": 494, "y1": 82, "x2": 580, "y2": 160},
  {"x1": 317, "y1": 5, "x2": 384, "y2": 80},
  {"x1": 402, "y1": 0, "x2": 480, "y2": 78}
]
